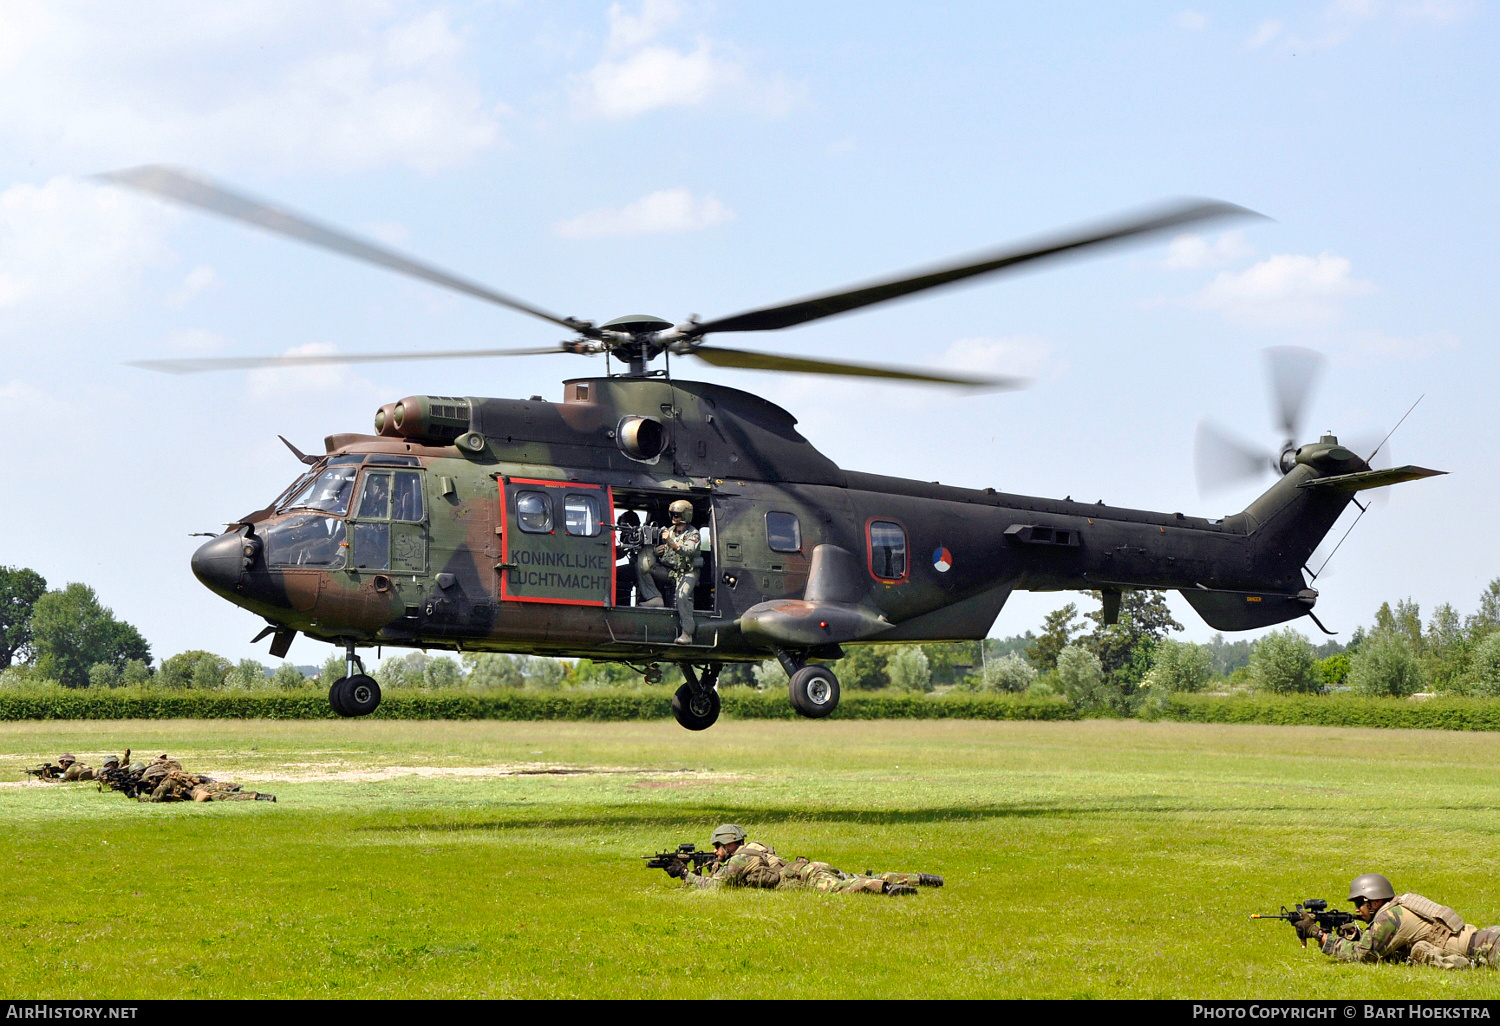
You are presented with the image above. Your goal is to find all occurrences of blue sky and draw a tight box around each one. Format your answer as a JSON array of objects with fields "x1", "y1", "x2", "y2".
[{"x1": 1, "y1": 1, "x2": 1494, "y2": 666}]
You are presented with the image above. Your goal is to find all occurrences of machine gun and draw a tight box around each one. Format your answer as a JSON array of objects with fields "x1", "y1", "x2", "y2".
[
  {"x1": 642, "y1": 843, "x2": 720, "y2": 875},
  {"x1": 1250, "y1": 899, "x2": 1360, "y2": 946},
  {"x1": 24, "y1": 762, "x2": 62, "y2": 780},
  {"x1": 612, "y1": 520, "x2": 663, "y2": 551}
]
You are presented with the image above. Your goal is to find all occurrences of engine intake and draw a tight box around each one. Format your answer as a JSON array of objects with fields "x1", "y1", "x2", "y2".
[{"x1": 383, "y1": 395, "x2": 472, "y2": 444}]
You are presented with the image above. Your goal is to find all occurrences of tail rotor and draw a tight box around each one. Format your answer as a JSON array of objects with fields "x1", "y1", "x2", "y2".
[{"x1": 1194, "y1": 346, "x2": 1328, "y2": 496}]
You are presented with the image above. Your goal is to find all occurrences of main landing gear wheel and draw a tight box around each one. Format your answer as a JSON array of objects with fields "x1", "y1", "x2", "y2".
[
  {"x1": 672, "y1": 683, "x2": 720, "y2": 731},
  {"x1": 329, "y1": 674, "x2": 382, "y2": 717},
  {"x1": 788, "y1": 665, "x2": 840, "y2": 719}
]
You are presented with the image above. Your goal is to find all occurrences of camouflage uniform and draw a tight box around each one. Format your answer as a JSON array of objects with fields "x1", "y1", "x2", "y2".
[
  {"x1": 61, "y1": 761, "x2": 96, "y2": 781},
  {"x1": 682, "y1": 841, "x2": 927, "y2": 895},
  {"x1": 655, "y1": 520, "x2": 701, "y2": 643},
  {"x1": 1323, "y1": 894, "x2": 1500, "y2": 968},
  {"x1": 141, "y1": 767, "x2": 275, "y2": 802}
]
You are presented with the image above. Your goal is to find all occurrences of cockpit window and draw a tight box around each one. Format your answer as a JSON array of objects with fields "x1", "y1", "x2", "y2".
[
  {"x1": 264, "y1": 514, "x2": 346, "y2": 568},
  {"x1": 284, "y1": 465, "x2": 359, "y2": 515},
  {"x1": 356, "y1": 472, "x2": 391, "y2": 519},
  {"x1": 392, "y1": 472, "x2": 423, "y2": 523},
  {"x1": 355, "y1": 470, "x2": 424, "y2": 523}
]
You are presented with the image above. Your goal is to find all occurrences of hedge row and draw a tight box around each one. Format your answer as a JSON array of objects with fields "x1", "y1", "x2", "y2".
[
  {"x1": 1159, "y1": 693, "x2": 1500, "y2": 731},
  {"x1": 0, "y1": 687, "x2": 1078, "y2": 722}
]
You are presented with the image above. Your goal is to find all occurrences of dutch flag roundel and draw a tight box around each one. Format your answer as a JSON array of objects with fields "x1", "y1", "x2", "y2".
[{"x1": 932, "y1": 546, "x2": 953, "y2": 573}]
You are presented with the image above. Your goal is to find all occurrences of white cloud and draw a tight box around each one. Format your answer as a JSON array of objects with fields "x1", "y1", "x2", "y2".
[
  {"x1": 1174, "y1": 10, "x2": 1209, "y2": 30},
  {"x1": 1247, "y1": 20, "x2": 1284, "y2": 48},
  {"x1": 166, "y1": 265, "x2": 219, "y2": 306},
  {"x1": 0, "y1": 4, "x2": 502, "y2": 173},
  {"x1": 604, "y1": 0, "x2": 685, "y2": 53},
  {"x1": 580, "y1": 42, "x2": 738, "y2": 119},
  {"x1": 1193, "y1": 252, "x2": 1375, "y2": 327},
  {"x1": 0, "y1": 177, "x2": 170, "y2": 319},
  {"x1": 576, "y1": 0, "x2": 744, "y2": 118},
  {"x1": 1164, "y1": 231, "x2": 1256, "y2": 270},
  {"x1": 245, "y1": 341, "x2": 371, "y2": 402},
  {"x1": 553, "y1": 188, "x2": 733, "y2": 239},
  {"x1": 1249, "y1": 0, "x2": 1473, "y2": 52},
  {"x1": 943, "y1": 335, "x2": 1053, "y2": 381}
]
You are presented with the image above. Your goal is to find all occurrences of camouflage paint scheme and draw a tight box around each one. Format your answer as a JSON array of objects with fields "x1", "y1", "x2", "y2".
[
  {"x1": 190, "y1": 375, "x2": 1438, "y2": 671},
  {"x1": 1323, "y1": 896, "x2": 1500, "y2": 968}
]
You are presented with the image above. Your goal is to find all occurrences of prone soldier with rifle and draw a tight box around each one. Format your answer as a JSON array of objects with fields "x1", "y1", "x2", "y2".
[
  {"x1": 646, "y1": 824, "x2": 943, "y2": 896},
  {"x1": 24, "y1": 753, "x2": 84, "y2": 781},
  {"x1": 1259, "y1": 873, "x2": 1500, "y2": 968}
]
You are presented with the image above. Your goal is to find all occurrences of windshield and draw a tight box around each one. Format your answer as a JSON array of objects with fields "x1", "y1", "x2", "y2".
[
  {"x1": 263, "y1": 514, "x2": 346, "y2": 569},
  {"x1": 282, "y1": 464, "x2": 359, "y2": 516}
]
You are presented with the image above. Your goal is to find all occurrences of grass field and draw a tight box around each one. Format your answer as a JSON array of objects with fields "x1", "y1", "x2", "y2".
[{"x1": 5, "y1": 718, "x2": 1500, "y2": 999}]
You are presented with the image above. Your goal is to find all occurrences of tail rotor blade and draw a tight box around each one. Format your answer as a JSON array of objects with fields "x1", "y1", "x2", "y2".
[
  {"x1": 1264, "y1": 346, "x2": 1326, "y2": 442},
  {"x1": 1195, "y1": 420, "x2": 1273, "y2": 495}
]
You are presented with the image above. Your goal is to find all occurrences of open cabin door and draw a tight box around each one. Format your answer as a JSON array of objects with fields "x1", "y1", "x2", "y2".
[{"x1": 497, "y1": 478, "x2": 615, "y2": 606}]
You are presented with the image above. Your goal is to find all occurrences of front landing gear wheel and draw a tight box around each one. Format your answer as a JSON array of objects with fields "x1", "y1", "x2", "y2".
[
  {"x1": 789, "y1": 666, "x2": 840, "y2": 719},
  {"x1": 330, "y1": 674, "x2": 382, "y2": 717},
  {"x1": 672, "y1": 683, "x2": 721, "y2": 731}
]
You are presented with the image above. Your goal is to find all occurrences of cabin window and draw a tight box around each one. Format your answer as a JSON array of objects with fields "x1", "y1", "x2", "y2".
[
  {"x1": 564, "y1": 494, "x2": 602, "y2": 537},
  {"x1": 516, "y1": 491, "x2": 552, "y2": 533},
  {"x1": 264, "y1": 514, "x2": 346, "y2": 569},
  {"x1": 766, "y1": 511, "x2": 801, "y2": 553},
  {"x1": 869, "y1": 521, "x2": 907, "y2": 580}
]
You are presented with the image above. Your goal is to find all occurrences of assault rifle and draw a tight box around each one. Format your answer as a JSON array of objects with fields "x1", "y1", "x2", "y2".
[
  {"x1": 24, "y1": 762, "x2": 62, "y2": 780},
  {"x1": 643, "y1": 843, "x2": 720, "y2": 875},
  {"x1": 1250, "y1": 899, "x2": 1359, "y2": 946}
]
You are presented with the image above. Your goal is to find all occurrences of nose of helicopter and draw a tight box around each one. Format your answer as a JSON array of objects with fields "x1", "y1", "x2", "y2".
[{"x1": 191, "y1": 531, "x2": 245, "y2": 598}]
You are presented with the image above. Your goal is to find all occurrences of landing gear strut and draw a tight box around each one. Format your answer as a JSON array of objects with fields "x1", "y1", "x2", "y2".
[
  {"x1": 329, "y1": 643, "x2": 382, "y2": 718},
  {"x1": 777, "y1": 648, "x2": 841, "y2": 719},
  {"x1": 672, "y1": 662, "x2": 722, "y2": 731}
]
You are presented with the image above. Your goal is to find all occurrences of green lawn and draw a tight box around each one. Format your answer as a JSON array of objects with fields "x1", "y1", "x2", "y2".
[{"x1": 4, "y1": 718, "x2": 1500, "y2": 999}]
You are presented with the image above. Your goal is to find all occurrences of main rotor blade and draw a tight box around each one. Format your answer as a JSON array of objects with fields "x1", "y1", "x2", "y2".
[
  {"x1": 1194, "y1": 419, "x2": 1273, "y2": 496},
  {"x1": 1264, "y1": 346, "x2": 1325, "y2": 442},
  {"x1": 693, "y1": 199, "x2": 1263, "y2": 336},
  {"x1": 128, "y1": 345, "x2": 568, "y2": 375},
  {"x1": 688, "y1": 345, "x2": 1023, "y2": 389},
  {"x1": 97, "y1": 165, "x2": 585, "y2": 333}
]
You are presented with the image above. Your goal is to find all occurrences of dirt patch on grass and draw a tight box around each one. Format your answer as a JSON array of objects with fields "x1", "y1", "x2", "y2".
[{"x1": 247, "y1": 762, "x2": 730, "y2": 783}]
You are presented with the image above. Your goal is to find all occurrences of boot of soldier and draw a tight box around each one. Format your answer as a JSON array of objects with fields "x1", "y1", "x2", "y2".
[
  {"x1": 884, "y1": 883, "x2": 918, "y2": 897},
  {"x1": 255, "y1": 793, "x2": 277, "y2": 802},
  {"x1": 918, "y1": 873, "x2": 944, "y2": 887}
]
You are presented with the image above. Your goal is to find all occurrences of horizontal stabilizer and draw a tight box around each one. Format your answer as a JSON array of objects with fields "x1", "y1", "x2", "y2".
[
  {"x1": 1298, "y1": 465, "x2": 1445, "y2": 493},
  {"x1": 1181, "y1": 587, "x2": 1317, "y2": 631}
]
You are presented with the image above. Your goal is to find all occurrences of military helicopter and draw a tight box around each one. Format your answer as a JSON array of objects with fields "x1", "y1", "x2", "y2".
[{"x1": 104, "y1": 167, "x2": 1442, "y2": 730}]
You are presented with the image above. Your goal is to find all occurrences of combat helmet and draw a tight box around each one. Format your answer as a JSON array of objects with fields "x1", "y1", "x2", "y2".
[
  {"x1": 101, "y1": 755, "x2": 120, "y2": 769},
  {"x1": 709, "y1": 823, "x2": 747, "y2": 847},
  {"x1": 1348, "y1": 873, "x2": 1396, "y2": 904},
  {"x1": 669, "y1": 499, "x2": 693, "y2": 522},
  {"x1": 57, "y1": 753, "x2": 76, "y2": 766}
]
